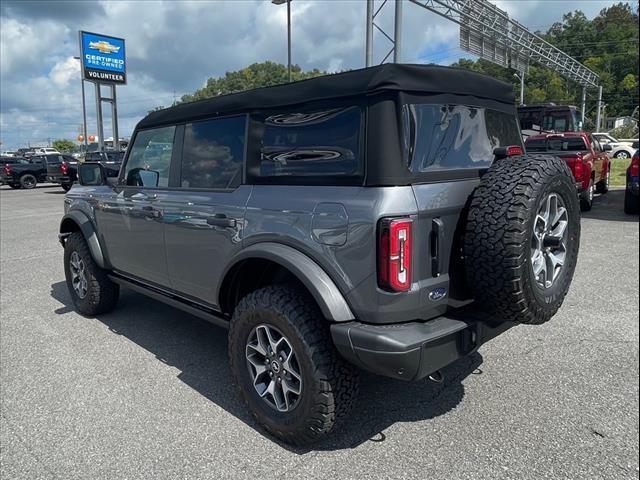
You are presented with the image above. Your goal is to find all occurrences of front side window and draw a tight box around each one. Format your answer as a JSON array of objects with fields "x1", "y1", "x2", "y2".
[
  {"x1": 258, "y1": 107, "x2": 361, "y2": 179},
  {"x1": 403, "y1": 104, "x2": 522, "y2": 171},
  {"x1": 181, "y1": 116, "x2": 245, "y2": 189},
  {"x1": 123, "y1": 125, "x2": 175, "y2": 187}
]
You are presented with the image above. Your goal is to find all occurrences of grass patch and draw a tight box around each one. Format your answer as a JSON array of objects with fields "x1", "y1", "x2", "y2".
[{"x1": 610, "y1": 158, "x2": 631, "y2": 187}]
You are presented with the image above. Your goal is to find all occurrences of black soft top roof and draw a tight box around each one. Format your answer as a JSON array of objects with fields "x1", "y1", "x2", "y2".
[{"x1": 138, "y1": 63, "x2": 515, "y2": 128}]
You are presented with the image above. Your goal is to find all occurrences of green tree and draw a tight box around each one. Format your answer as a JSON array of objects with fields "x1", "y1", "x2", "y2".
[
  {"x1": 179, "y1": 61, "x2": 328, "y2": 104},
  {"x1": 52, "y1": 139, "x2": 76, "y2": 153}
]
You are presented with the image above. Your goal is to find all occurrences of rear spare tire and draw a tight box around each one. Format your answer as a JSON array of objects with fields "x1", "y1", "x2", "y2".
[{"x1": 464, "y1": 154, "x2": 580, "y2": 325}]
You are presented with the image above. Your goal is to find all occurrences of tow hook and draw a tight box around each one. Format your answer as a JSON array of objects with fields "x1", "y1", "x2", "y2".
[{"x1": 428, "y1": 370, "x2": 444, "y2": 383}]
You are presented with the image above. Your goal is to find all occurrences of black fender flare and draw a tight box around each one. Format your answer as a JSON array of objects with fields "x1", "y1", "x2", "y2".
[
  {"x1": 59, "y1": 210, "x2": 107, "y2": 269},
  {"x1": 221, "y1": 243, "x2": 355, "y2": 322}
]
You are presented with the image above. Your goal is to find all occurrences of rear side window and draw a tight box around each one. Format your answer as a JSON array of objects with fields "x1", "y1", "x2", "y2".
[
  {"x1": 258, "y1": 107, "x2": 361, "y2": 180},
  {"x1": 124, "y1": 125, "x2": 176, "y2": 187},
  {"x1": 525, "y1": 137, "x2": 587, "y2": 152},
  {"x1": 181, "y1": 116, "x2": 245, "y2": 190},
  {"x1": 402, "y1": 104, "x2": 522, "y2": 171}
]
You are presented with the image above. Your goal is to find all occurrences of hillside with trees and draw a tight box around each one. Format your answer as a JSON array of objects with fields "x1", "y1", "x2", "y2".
[{"x1": 451, "y1": 2, "x2": 638, "y2": 127}]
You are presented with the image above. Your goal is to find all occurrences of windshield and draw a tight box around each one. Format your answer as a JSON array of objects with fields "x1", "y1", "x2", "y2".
[{"x1": 526, "y1": 137, "x2": 588, "y2": 152}]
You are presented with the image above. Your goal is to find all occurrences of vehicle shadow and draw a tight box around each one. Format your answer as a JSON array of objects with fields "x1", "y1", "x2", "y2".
[
  {"x1": 585, "y1": 189, "x2": 638, "y2": 222},
  {"x1": 49, "y1": 281, "x2": 482, "y2": 453}
]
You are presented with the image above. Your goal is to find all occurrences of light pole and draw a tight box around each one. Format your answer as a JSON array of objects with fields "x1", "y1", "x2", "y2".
[
  {"x1": 513, "y1": 72, "x2": 525, "y2": 106},
  {"x1": 73, "y1": 56, "x2": 89, "y2": 151},
  {"x1": 272, "y1": 0, "x2": 292, "y2": 82}
]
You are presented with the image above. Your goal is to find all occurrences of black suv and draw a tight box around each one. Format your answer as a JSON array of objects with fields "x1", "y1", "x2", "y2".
[{"x1": 59, "y1": 64, "x2": 580, "y2": 445}]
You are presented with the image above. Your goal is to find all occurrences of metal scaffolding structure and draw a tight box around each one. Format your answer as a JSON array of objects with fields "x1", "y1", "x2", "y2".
[{"x1": 365, "y1": 0, "x2": 604, "y2": 129}]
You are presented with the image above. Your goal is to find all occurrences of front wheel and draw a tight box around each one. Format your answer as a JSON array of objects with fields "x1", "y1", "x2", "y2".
[
  {"x1": 64, "y1": 232, "x2": 119, "y2": 316},
  {"x1": 614, "y1": 151, "x2": 631, "y2": 160},
  {"x1": 596, "y1": 169, "x2": 610, "y2": 194},
  {"x1": 228, "y1": 285, "x2": 359, "y2": 445},
  {"x1": 61, "y1": 183, "x2": 72, "y2": 192},
  {"x1": 580, "y1": 178, "x2": 594, "y2": 211}
]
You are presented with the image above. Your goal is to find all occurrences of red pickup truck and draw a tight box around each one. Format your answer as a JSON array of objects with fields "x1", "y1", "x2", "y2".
[{"x1": 524, "y1": 132, "x2": 611, "y2": 211}]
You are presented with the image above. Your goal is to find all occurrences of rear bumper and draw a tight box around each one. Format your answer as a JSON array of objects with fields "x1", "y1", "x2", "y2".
[{"x1": 331, "y1": 311, "x2": 514, "y2": 381}]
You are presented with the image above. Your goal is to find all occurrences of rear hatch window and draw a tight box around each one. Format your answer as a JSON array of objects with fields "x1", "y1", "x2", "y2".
[
  {"x1": 402, "y1": 104, "x2": 522, "y2": 171},
  {"x1": 525, "y1": 137, "x2": 587, "y2": 152}
]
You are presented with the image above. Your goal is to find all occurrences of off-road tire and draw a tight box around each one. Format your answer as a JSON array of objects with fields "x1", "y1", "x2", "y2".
[
  {"x1": 63, "y1": 232, "x2": 119, "y2": 316},
  {"x1": 624, "y1": 189, "x2": 639, "y2": 214},
  {"x1": 228, "y1": 285, "x2": 359, "y2": 445},
  {"x1": 595, "y1": 169, "x2": 610, "y2": 194},
  {"x1": 61, "y1": 183, "x2": 72, "y2": 192},
  {"x1": 464, "y1": 154, "x2": 580, "y2": 325},
  {"x1": 580, "y1": 178, "x2": 594, "y2": 211},
  {"x1": 19, "y1": 174, "x2": 37, "y2": 189}
]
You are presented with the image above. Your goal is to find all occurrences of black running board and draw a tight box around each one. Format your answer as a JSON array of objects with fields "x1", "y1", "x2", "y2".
[{"x1": 107, "y1": 274, "x2": 230, "y2": 329}]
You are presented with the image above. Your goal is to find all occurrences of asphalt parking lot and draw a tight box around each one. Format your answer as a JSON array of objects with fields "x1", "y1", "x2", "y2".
[{"x1": 1, "y1": 184, "x2": 638, "y2": 480}]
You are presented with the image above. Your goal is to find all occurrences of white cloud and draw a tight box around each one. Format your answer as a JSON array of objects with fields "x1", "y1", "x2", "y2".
[{"x1": 0, "y1": 0, "x2": 634, "y2": 149}]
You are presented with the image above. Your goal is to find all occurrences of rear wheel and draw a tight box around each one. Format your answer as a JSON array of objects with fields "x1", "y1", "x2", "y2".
[
  {"x1": 228, "y1": 285, "x2": 358, "y2": 445},
  {"x1": 61, "y1": 183, "x2": 72, "y2": 192},
  {"x1": 464, "y1": 154, "x2": 580, "y2": 325},
  {"x1": 64, "y1": 232, "x2": 119, "y2": 316},
  {"x1": 624, "y1": 189, "x2": 639, "y2": 214},
  {"x1": 580, "y1": 178, "x2": 594, "y2": 211},
  {"x1": 19, "y1": 174, "x2": 37, "y2": 189}
]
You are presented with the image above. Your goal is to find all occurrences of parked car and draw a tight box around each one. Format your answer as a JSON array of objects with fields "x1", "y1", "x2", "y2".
[
  {"x1": 625, "y1": 143, "x2": 639, "y2": 214},
  {"x1": 45, "y1": 154, "x2": 79, "y2": 191},
  {"x1": 1, "y1": 151, "x2": 17, "y2": 157},
  {"x1": 525, "y1": 132, "x2": 611, "y2": 211},
  {"x1": 592, "y1": 132, "x2": 638, "y2": 159},
  {"x1": 59, "y1": 64, "x2": 580, "y2": 445},
  {"x1": 34, "y1": 147, "x2": 61, "y2": 155},
  {"x1": 1, "y1": 154, "x2": 63, "y2": 189}
]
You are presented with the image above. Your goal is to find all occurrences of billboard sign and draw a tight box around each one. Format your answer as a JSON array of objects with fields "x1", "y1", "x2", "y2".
[{"x1": 80, "y1": 31, "x2": 126, "y2": 84}]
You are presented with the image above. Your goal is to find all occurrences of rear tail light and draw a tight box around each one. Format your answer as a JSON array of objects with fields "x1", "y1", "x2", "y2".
[
  {"x1": 60, "y1": 161, "x2": 69, "y2": 175},
  {"x1": 506, "y1": 145, "x2": 524, "y2": 156},
  {"x1": 378, "y1": 218, "x2": 413, "y2": 292},
  {"x1": 573, "y1": 155, "x2": 583, "y2": 180},
  {"x1": 3, "y1": 164, "x2": 11, "y2": 175},
  {"x1": 631, "y1": 153, "x2": 639, "y2": 177}
]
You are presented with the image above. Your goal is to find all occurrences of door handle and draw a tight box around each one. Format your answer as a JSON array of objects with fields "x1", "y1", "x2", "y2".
[{"x1": 207, "y1": 214, "x2": 237, "y2": 228}]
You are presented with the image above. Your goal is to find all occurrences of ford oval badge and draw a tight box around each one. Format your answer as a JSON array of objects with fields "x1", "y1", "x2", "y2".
[{"x1": 429, "y1": 288, "x2": 447, "y2": 301}]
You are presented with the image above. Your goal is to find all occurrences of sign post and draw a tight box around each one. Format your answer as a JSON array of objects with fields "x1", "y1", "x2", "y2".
[{"x1": 79, "y1": 31, "x2": 126, "y2": 152}]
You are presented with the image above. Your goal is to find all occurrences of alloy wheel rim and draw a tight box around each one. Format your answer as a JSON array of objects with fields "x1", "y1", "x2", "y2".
[
  {"x1": 531, "y1": 193, "x2": 569, "y2": 289},
  {"x1": 245, "y1": 324, "x2": 303, "y2": 413},
  {"x1": 617, "y1": 152, "x2": 629, "y2": 159},
  {"x1": 69, "y1": 251, "x2": 88, "y2": 298},
  {"x1": 24, "y1": 176, "x2": 35, "y2": 187}
]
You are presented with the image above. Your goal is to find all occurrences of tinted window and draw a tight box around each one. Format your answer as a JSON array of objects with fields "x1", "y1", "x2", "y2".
[
  {"x1": 259, "y1": 107, "x2": 361, "y2": 178},
  {"x1": 518, "y1": 109, "x2": 541, "y2": 130},
  {"x1": 525, "y1": 137, "x2": 588, "y2": 152},
  {"x1": 181, "y1": 116, "x2": 245, "y2": 189},
  {"x1": 403, "y1": 104, "x2": 522, "y2": 171},
  {"x1": 124, "y1": 126, "x2": 176, "y2": 187},
  {"x1": 106, "y1": 151, "x2": 124, "y2": 162}
]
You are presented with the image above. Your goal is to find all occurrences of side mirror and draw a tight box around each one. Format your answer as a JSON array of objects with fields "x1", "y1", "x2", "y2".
[
  {"x1": 602, "y1": 143, "x2": 612, "y2": 152},
  {"x1": 78, "y1": 162, "x2": 107, "y2": 186}
]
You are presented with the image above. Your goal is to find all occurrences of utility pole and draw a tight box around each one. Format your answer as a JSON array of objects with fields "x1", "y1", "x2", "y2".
[
  {"x1": 595, "y1": 85, "x2": 603, "y2": 133},
  {"x1": 366, "y1": 0, "x2": 373, "y2": 67},
  {"x1": 393, "y1": 0, "x2": 403, "y2": 63}
]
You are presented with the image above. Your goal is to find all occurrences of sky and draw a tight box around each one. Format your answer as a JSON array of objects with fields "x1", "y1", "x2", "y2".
[{"x1": 0, "y1": 0, "x2": 633, "y2": 150}]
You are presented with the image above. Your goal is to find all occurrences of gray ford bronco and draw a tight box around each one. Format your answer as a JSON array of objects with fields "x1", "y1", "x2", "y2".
[{"x1": 59, "y1": 64, "x2": 580, "y2": 445}]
